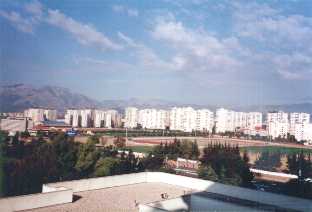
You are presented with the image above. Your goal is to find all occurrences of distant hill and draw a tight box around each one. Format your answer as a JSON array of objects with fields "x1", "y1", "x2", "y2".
[
  {"x1": 237, "y1": 103, "x2": 312, "y2": 115},
  {"x1": 0, "y1": 84, "x2": 101, "y2": 113},
  {"x1": 0, "y1": 83, "x2": 311, "y2": 114}
]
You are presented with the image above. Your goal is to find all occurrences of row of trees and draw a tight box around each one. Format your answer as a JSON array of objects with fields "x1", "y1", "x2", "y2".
[
  {"x1": 198, "y1": 143, "x2": 254, "y2": 187},
  {"x1": 152, "y1": 139, "x2": 200, "y2": 160},
  {"x1": 1, "y1": 132, "x2": 144, "y2": 196}
]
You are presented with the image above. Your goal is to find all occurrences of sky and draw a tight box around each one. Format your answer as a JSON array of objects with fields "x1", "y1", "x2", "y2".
[{"x1": 0, "y1": 0, "x2": 312, "y2": 106}]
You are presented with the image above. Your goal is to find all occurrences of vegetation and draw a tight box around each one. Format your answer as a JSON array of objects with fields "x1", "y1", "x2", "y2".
[
  {"x1": 199, "y1": 144, "x2": 254, "y2": 187},
  {"x1": 284, "y1": 152, "x2": 312, "y2": 199},
  {"x1": 1, "y1": 132, "x2": 144, "y2": 197}
]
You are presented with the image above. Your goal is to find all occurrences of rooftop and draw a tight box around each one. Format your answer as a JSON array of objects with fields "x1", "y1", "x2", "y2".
[
  {"x1": 1, "y1": 172, "x2": 311, "y2": 212},
  {"x1": 28, "y1": 182, "x2": 190, "y2": 212}
]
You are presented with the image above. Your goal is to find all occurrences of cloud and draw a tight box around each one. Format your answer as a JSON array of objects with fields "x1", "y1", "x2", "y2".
[
  {"x1": 112, "y1": 5, "x2": 139, "y2": 17},
  {"x1": 0, "y1": 1, "x2": 122, "y2": 51},
  {"x1": 0, "y1": 1, "x2": 44, "y2": 34},
  {"x1": 117, "y1": 32, "x2": 138, "y2": 47},
  {"x1": 0, "y1": 10, "x2": 35, "y2": 33},
  {"x1": 151, "y1": 17, "x2": 244, "y2": 73},
  {"x1": 231, "y1": 1, "x2": 312, "y2": 80},
  {"x1": 25, "y1": 0, "x2": 43, "y2": 18},
  {"x1": 46, "y1": 9, "x2": 122, "y2": 51}
]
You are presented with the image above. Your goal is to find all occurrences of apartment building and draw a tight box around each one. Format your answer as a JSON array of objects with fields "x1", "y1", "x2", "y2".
[
  {"x1": 124, "y1": 107, "x2": 139, "y2": 128},
  {"x1": 195, "y1": 109, "x2": 214, "y2": 132},
  {"x1": 289, "y1": 113, "x2": 310, "y2": 135},
  {"x1": 43, "y1": 109, "x2": 57, "y2": 121},
  {"x1": 24, "y1": 108, "x2": 44, "y2": 124},
  {"x1": 266, "y1": 111, "x2": 289, "y2": 139},
  {"x1": 170, "y1": 107, "x2": 196, "y2": 132},
  {"x1": 246, "y1": 112, "x2": 263, "y2": 130}
]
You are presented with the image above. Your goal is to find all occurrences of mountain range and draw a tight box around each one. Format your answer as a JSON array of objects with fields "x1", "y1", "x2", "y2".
[{"x1": 0, "y1": 83, "x2": 311, "y2": 114}]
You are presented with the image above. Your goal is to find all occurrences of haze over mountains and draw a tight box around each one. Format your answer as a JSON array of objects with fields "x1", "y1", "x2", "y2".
[{"x1": 0, "y1": 84, "x2": 311, "y2": 114}]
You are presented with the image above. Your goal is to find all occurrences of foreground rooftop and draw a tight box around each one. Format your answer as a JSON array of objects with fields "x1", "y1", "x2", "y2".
[
  {"x1": 1, "y1": 172, "x2": 311, "y2": 212},
  {"x1": 29, "y1": 182, "x2": 191, "y2": 212}
]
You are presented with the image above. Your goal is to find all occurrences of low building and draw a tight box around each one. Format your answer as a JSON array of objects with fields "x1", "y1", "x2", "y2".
[
  {"x1": 0, "y1": 117, "x2": 32, "y2": 132},
  {"x1": 0, "y1": 172, "x2": 310, "y2": 212}
]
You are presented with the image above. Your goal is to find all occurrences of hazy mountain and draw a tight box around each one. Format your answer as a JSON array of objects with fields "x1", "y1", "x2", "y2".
[
  {"x1": 0, "y1": 84, "x2": 101, "y2": 113},
  {"x1": 237, "y1": 103, "x2": 312, "y2": 115},
  {"x1": 1, "y1": 84, "x2": 311, "y2": 114}
]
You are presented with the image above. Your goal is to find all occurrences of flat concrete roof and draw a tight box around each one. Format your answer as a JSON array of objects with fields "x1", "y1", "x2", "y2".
[{"x1": 27, "y1": 182, "x2": 193, "y2": 212}]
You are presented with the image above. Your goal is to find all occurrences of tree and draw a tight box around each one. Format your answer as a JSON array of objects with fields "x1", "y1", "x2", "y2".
[
  {"x1": 199, "y1": 143, "x2": 253, "y2": 186},
  {"x1": 75, "y1": 140, "x2": 100, "y2": 177},
  {"x1": 51, "y1": 133, "x2": 79, "y2": 180},
  {"x1": 198, "y1": 165, "x2": 218, "y2": 181},
  {"x1": 94, "y1": 157, "x2": 120, "y2": 177}
]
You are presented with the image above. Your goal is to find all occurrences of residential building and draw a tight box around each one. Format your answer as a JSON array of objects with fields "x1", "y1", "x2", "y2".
[
  {"x1": 195, "y1": 109, "x2": 214, "y2": 132},
  {"x1": 170, "y1": 107, "x2": 196, "y2": 132},
  {"x1": 0, "y1": 117, "x2": 33, "y2": 132},
  {"x1": 24, "y1": 108, "x2": 45, "y2": 124},
  {"x1": 293, "y1": 122, "x2": 312, "y2": 142},
  {"x1": 43, "y1": 109, "x2": 57, "y2": 121},
  {"x1": 124, "y1": 107, "x2": 138, "y2": 128},
  {"x1": 267, "y1": 121, "x2": 289, "y2": 139},
  {"x1": 267, "y1": 111, "x2": 289, "y2": 139},
  {"x1": 289, "y1": 113, "x2": 310, "y2": 135},
  {"x1": 246, "y1": 112, "x2": 263, "y2": 130}
]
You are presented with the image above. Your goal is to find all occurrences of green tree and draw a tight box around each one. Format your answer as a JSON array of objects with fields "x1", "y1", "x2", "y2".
[
  {"x1": 94, "y1": 157, "x2": 120, "y2": 177},
  {"x1": 75, "y1": 140, "x2": 100, "y2": 177},
  {"x1": 51, "y1": 133, "x2": 79, "y2": 180},
  {"x1": 198, "y1": 165, "x2": 218, "y2": 181}
]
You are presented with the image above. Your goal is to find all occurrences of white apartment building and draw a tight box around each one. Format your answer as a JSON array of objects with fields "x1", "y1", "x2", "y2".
[
  {"x1": 195, "y1": 109, "x2": 214, "y2": 132},
  {"x1": 267, "y1": 111, "x2": 288, "y2": 123},
  {"x1": 246, "y1": 112, "x2": 263, "y2": 130},
  {"x1": 138, "y1": 109, "x2": 157, "y2": 129},
  {"x1": 106, "y1": 110, "x2": 122, "y2": 128},
  {"x1": 24, "y1": 108, "x2": 44, "y2": 124},
  {"x1": 215, "y1": 108, "x2": 229, "y2": 133},
  {"x1": 137, "y1": 109, "x2": 169, "y2": 129},
  {"x1": 289, "y1": 113, "x2": 310, "y2": 135},
  {"x1": 65, "y1": 109, "x2": 117, "y2": 128},
  {"x1": 156, "y1": 110, "x2": 170, "y2": 129},
  {"x1": 43, "y1": 109, "x2": 57, "y2": 121},
  {"x1": 94, "y1": 110, "x2": 106, "y2": 128},
  {"x1": 170, "y1": 107, "x2": 196, "y2": 132},
  {"x1": 80, "y1": 109, "x2": 93, "y2": 128},
  {"x1": 124, "y1": 107, "x2": 138, "y2": 128},
  {"x1": 65, "y1": 109, "x2": 81, "y2": 127},
  {"x1": 292, "y1": 122, "x2": 312, "y2": 142},
  {"x1": 215, "y1": 108, "x2": 247, "y2": 133},
  {"x1": 24, "y1": 108, "x2": 57, "y2": 124},
  {"x1": 266, "y1": 111, "x2": 289, "y2": 139},
  {"x1": 268, "y1": 121, "x2": 289, "y2": 139}
]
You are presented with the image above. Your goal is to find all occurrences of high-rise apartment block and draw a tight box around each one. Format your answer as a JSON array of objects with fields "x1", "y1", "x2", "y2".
[
  {"x1": 64, "y1": 109, "x2": 121, "y2": 128},
  {"x1": 24, "y1": 108, "x2": 57, "y2": 125},
  {"x1": 124, "y1": 107, "x2": 139, "y2": 128}
]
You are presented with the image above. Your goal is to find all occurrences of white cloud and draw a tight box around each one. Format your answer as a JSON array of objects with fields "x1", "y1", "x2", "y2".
[
  {"x1": 46, "y1": 9, "x2": 122, "y2": 51},
  {"x1": 117, "y1": 32, "x2": 138, "y2": 47},
  {"x1": 0, "y1": 10, "x2": 35, "y2": 33},
  {"x1": 151, "y1": 18, "x2": 243, "y2": 73},
  {"x1": 0, "y1": 1, "x2": 44, "y2": 34},
  {"x1": 112, "y1": 5, "x2": 139, "y2": 17},
  {"x1": 25, "y1": 0, "x2": 43, "y2": 18},
  {"x1": 231, "y1": 1, "x2": 312, "y2": 80}
]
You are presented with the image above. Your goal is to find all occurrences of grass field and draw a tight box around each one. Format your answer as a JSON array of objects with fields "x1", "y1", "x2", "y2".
[
  {"x1": 125, "y1": 146, "x2": 154, "y2": 153},
  {"x1": 240, "y1": 146, "x2": 312, "y2": 155}
]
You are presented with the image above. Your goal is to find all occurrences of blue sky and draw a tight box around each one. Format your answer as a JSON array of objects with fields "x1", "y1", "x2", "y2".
[{"x1": 1, "y1": 0, "x2": 312, "y2": 106}]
